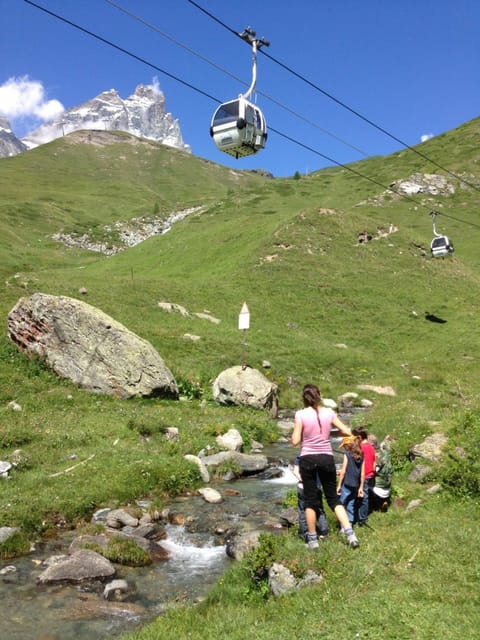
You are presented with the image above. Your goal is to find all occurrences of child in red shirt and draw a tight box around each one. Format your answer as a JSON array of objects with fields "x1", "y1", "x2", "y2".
[{"x1": 352, "y1": 427, "x2": 376, "y2": 526}]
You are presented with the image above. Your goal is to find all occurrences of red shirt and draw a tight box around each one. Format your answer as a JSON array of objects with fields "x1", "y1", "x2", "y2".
[{"x1": 361, "y1": 441, "x2": 376, "y2": 479}]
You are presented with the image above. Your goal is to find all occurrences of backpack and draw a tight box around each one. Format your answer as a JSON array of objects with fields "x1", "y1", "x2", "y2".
[{"x1": 375, "y1": 450, "x2": 393, "y2": 487}]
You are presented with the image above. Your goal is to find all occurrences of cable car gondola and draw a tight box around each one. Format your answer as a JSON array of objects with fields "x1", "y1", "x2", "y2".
[
  {"x1": 430, "y1": 211, "x2": 454, "y2": 258},
  {"x1": 210, "y1": 28, "x2": 269, "y2": 159}
]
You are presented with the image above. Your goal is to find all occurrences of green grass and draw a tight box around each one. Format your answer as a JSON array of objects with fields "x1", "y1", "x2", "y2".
[
  {"x1": 124, "y1": 496, "x2": 480, "y2": 640},
  {"x1": 0, "y1": 121, "x2": 479, "y2": 636}
]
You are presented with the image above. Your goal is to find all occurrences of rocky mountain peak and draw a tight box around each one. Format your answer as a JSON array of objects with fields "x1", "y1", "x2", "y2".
[
  {"x1": 0, "y1": 115, "x2": 28, "y2": 157},
  {"x1": 0, "y1": 83, "x2": 190, "y2": 157}
]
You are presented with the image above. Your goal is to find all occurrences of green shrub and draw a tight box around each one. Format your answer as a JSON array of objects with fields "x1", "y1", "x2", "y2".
[
  {"x1": 437, "y1": 410, "x2": 480, "y2": 499},
  {"x1": 211, "y1": 459, "x2": 242, "y2": 479},
  {"x1": 176, "y1": 376, "x2": 203, "y2": 400},
  {"x1": 82, "y1": 537, "x2": 151, "y2": 566},
  {"x1": 103, "y1": 536, "x2": 152, "y2": 566},
  {"x1": 282, "y1": 487, "x2": 298, "y2": 509},
  {"x1": 244, "y1": 533, "x2": 280, "y2": 587},
  {"x1": 155, "y1": 458, "x2": 202, "y2": 497},
  {"x1": 127, "y1": 417, "x2": 172, "y2": 438}
]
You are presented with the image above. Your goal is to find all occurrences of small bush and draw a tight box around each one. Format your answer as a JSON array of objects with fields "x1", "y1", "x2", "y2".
[
  {"x1": 282, "y1": 487, "x2": 298, "y2": 509},
  {"x1": 127, "y1": 417, "x2": 170, "y2": 438},
  {"x1": 244, "y1": 533, "x2": 280, "y2": 586},
  {"x1": 176, "y1": 377, "x2": 203, "y2": 400},
  {"x1": 211, "y1": 459, "x2": 242, "y2": 479},
  {"x1": 103, "y1": 536, "x2": 152, "y2": 566},
  {"x1": 437, "y1": 410, "x2": 480, "y2": 499},
  {"x1": 155, "y1": 458, "x2": 202, "y2": 497},
  {"x1": 82, "y1": 537, "x2": 151, "y2": 566}
]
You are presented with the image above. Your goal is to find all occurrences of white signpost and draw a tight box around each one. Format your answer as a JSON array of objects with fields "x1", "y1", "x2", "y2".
[{"x1": 238, "y1": 302, "x2": 250, "y2": 368}]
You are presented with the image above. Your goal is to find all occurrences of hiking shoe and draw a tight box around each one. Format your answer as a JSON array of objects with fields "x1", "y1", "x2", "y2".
[
  {"x1": 346, "y1": 531, "x2": 359, "y2": 548},
  {"x1": 341, "y1": 528, "x2": 360, "y2": 549},
  {"x1": 306, "y1": 537, "x2": 319, "y2": 550}
]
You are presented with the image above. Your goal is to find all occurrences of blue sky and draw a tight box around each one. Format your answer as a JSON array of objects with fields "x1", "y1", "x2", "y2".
[{"x1": 1, "y1": 0, "x2": 479, "y2": 177}]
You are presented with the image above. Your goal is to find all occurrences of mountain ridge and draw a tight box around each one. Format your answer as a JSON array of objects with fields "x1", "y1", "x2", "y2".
[{"x1": 0, "y1": 83, "x2": 190, "y2": 158}]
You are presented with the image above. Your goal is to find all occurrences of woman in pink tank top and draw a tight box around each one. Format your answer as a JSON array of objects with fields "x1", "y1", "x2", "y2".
[{"x1": 292, "y1": 384, "x2": 360, "y2": 549}]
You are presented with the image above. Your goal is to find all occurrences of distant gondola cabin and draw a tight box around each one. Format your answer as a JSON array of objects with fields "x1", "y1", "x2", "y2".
[
  {"x1": 430, "y1": 235, "x2": 454, "y2": 258},
  {"x1": 210, "y1": 97, "x2": 267, "y2": 159}
]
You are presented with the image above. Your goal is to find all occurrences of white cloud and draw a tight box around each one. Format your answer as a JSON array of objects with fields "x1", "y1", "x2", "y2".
[
  {"x1": 0, "y1": 76, "x2": 64, "y2": 135},
  {"x1": 151, "y1": 76, "x2": 162, "y2": 95},
  {"x1": 421, "y1": 133, "x2": 434, "y2": 142}
]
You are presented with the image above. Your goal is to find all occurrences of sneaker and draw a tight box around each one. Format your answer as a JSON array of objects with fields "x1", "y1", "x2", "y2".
[
  {"x1": 346, "y1": 531, "x2": 359, "y2": 548},
  {"x1": 342, "y1": 528, "x2": 360, "y2": 549},
  {"x1": 306, "y1": 535, "x2": 319, "y2": 550}
]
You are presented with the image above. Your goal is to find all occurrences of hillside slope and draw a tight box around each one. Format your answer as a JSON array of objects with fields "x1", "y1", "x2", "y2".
[
  {"x1": 0, "y1": 117, "x2": 479, "y2": 640},
  {"x1": 1, "y1": 118, "x2": 479, "y2": 409}
]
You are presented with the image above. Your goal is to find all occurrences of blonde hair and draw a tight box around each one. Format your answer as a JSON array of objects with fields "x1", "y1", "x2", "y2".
[{"x1": 343, "y1": 435, "x2": 363, "y2": 460}]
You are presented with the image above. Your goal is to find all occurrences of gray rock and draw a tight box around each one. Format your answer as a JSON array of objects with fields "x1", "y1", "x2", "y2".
[
  {"x1": 103, "y1": 579, "x2": 129, "y2": 601},
  {"x1": 37, "y1": 549, "x2": 115, "y2": 584},
  {"x1": 106, "y1": 509, "x2": 139, "y2": 529},
  {"x1": 92, "y1": 508, "x2": 111, "y2": 523},
  {"x1": 357, "y1": 384, "x2": 396, "y2": 396},
  {"x1": 200, "y1": 450, "x2": 269, "y2": 474},
  {"x1": 278, "y1": 506, "x2": 299, "y2": 528},
  {"x1": 426, "y1": 484, "x2": 442, "y2": 494},
  {"x1": 216, "y1": 428, "x2": 243, "y2": 452},
  {"x1": 0, "y1": 565, "x2": 17, "y2": 575},
  {"x1": 225, "y1": 531, "x2": 261, "y2": 560},
  {"x1": 0, "y1": 527, "x2": 19, "y2": 544},
  {"x1": 0, "y1": 461, "x2": 12, "y2": 478},
  {"x1": 408, "y1": 464, "x2": 432, "y2": 483},
  {"x1": 410, "y1": 433, "x2": 447, "y2": 462},
  {"x1": 184, "y1": 454, "x2": 210, "y2": 482},
  {"x1": 69, "y1": 534, "x2": 109, "y2": 554},
  {"x1": 297, "y1": 570, "x2": 323, "y2": 589},
  {"x1": 198, "y1": 487, "x2": 223, "y2": 504},
  {"x1": 268, "y1": 562, "x2": 296, "y2": 596},
  {"x1": 7, "y1": 293, "x2": 178, "y2": 399},
  {"x1": 406, "y1": 499, "x2": 422, "y2": 512},
  {"x1": 212, "y1": 365, "x2": 278, "y2": 417}
]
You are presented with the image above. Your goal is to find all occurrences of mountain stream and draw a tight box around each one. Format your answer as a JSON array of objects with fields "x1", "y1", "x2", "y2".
[{"x1": 0, "y1": 423, "x2": 351, "y2": 640}]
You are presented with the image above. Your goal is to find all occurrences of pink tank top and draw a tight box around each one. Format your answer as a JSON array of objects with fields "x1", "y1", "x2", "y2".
[{"x1": 295, "y1": 406, "x2": 335, "y2": 456}]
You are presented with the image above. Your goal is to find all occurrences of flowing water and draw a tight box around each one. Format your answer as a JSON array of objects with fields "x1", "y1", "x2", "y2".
[
  {"x1": 0, "y1": 428, "x2": 351, "y2": 640},
  {"x1": 0, "y1": 442, "x2": 301, "y2": 640}
]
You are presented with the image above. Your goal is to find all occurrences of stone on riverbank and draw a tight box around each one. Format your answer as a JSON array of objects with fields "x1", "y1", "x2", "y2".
[{"x1": 37, "y1": 549, "x2": 115, "y2": 584}]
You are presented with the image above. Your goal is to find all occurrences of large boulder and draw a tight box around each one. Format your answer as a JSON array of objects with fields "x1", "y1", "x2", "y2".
[
  {"x1": 212, "y1": 365, "x2": 278, "y2": 416},
  {"x1": 37, "y1": 549, "x2": 115, "y2": 584},
  {"x1": 409, "y1": 432, "x2": 448, "y2": 463},
  {"x1": 8, "y1": 293, "x2": 178, "y2": 399},
  {"x1": 199, "y1": 450, "x2": 269, "y2": 474}
]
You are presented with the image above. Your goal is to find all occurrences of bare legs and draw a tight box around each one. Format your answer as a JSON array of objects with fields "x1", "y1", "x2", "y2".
[{"x1": 334, "y1": 504, "x2": 351, "y2": 530}]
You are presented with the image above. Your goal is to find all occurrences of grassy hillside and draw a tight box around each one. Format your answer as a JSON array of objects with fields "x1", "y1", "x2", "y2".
[{"x1": 0, "y1": 119, "x2": 479, "y2": 638}]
